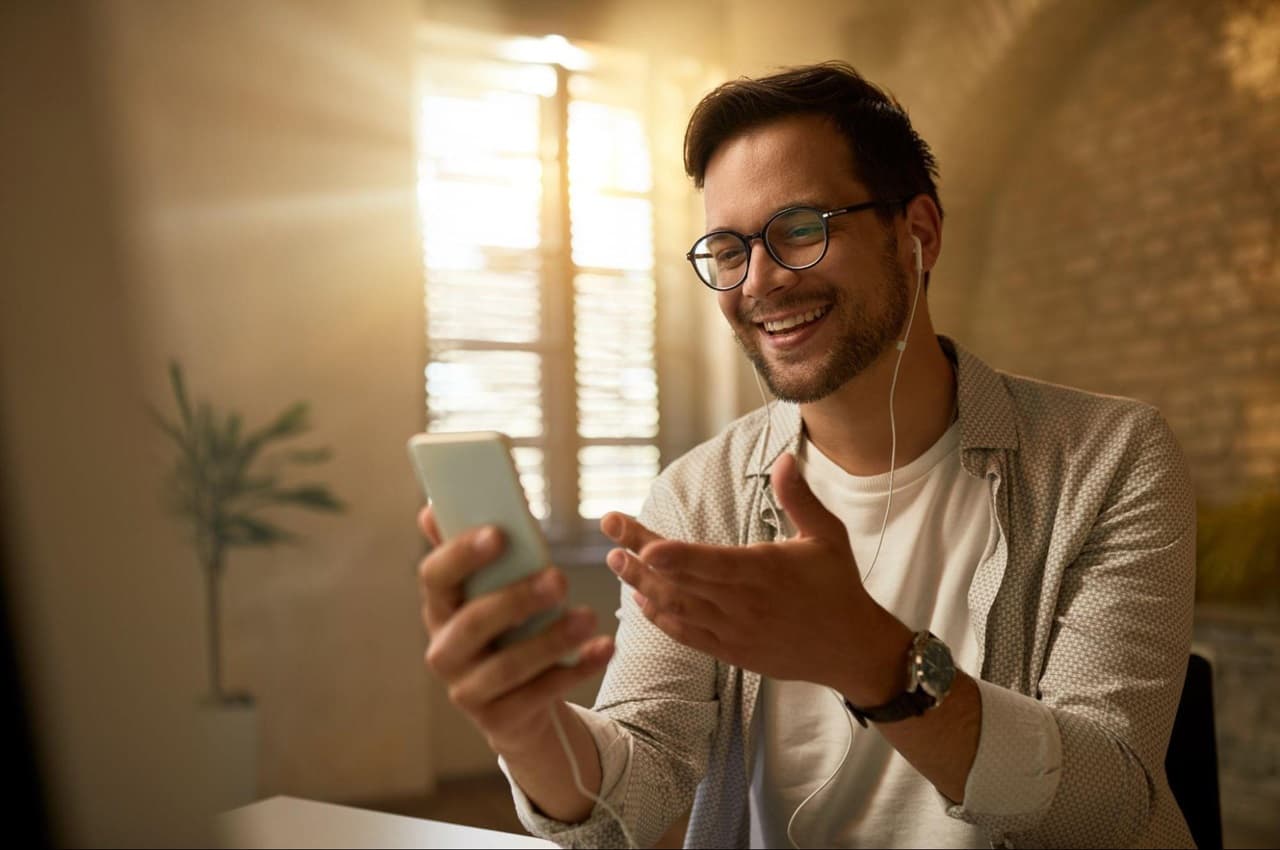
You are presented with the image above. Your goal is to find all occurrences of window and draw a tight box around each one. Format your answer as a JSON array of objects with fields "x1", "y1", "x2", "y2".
[{"x1": 416, "y1": 29, "x2": 664, "y2": 550}]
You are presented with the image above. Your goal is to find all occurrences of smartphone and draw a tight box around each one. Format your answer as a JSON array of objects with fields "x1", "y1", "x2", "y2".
[{"x1": 407, "y1": 431, "x2": 561, "y2": 650}]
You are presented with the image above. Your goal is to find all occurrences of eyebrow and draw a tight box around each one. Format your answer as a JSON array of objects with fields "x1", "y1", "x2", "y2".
[{"x1": 706, "y1": 197, "x2": 831, "y2": 235}]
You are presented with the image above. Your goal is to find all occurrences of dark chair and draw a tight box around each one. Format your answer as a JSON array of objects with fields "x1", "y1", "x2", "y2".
[{"x1": 1165, "y1": 652, "x2": 1223, "y2": 850}]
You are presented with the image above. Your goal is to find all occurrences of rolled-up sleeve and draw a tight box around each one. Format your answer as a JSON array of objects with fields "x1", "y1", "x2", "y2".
[
  {"x1": 500, "y1": 703, "x2": 632, "y2": 838},
  {"x1": 949, "y1": 680, "x2": 1062, "y2": 822}
]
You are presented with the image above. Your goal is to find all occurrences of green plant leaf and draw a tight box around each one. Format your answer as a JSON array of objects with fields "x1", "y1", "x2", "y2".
[
  {"x1": 150, "y1": 361, "x2": 344, "y2": 567},
  {"x1": 195, "y1": 402, "x2": 214, "y2": 451},
  {"x1": 147, "y1": 403, "x2": 187, "y2": 448},
  {"x1": 268, "y1": 485, "x2": 344, "y2": 512},
  {"x1": 212, "y1": 411, "x2": 244, "y2": 498},
  {"x1": 285, "y1": 447, "x2": 333, "y2": 465},
  {"x1": 220, "y1": 412, "x2": 242, "y2": 471},
  {"x1": 231, "y1": 475, "x2": 278, "y2": 497},
  {"x1": 169, "y1": 361, "x2": 193, "y2": 430},
  {"x1": 261, "y1": 402, "x2": 311, "y2": 442},
  {"x1": 221, "y1": 514, "x2": 297, "y2": 547},
  {"x1": 238, "y1": 402, "x2": 311, "y2": 471}
]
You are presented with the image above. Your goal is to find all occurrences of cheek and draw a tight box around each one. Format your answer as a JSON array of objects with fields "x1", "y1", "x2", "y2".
[{"x1": 717, "y1": 291, "x2": 741, "y2": 324}]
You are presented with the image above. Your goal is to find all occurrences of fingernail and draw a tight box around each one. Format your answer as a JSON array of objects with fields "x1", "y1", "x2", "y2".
[
  {"x1": 567, "y1": 611, "x2": 594, "y2": 640},
  {"x1": 535, "y1": 569, "x2": 560, "y2": 599},
  {"x1": 606, "y1": 549, "x2": 625, "y2": 573},
  {"x1": 602, "y1": 513, "x2": 622, "y2": 539},
  {"x1": 474, "y1": 526, "x2": 499, "y2": 554}
]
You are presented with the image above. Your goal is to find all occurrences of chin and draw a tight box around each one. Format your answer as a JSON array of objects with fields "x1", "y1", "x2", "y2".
[{"x1": 756, "y1": 358, "x2": 847, "y2": 404}]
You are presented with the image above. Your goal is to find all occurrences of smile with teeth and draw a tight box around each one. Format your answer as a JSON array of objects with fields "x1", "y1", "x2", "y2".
[{"x1": 761, "y1": 306, "x2": 829, "y2": 335}]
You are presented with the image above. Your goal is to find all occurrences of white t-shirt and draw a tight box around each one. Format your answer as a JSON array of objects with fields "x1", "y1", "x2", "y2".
[{"x1": 749, "y1": 420, "x2": 995, "y2": 848}]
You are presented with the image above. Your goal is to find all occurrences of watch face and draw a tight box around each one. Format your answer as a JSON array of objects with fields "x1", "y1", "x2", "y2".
[{"x1": 917, "y1": 638, "x2": 956, "y2": 700}]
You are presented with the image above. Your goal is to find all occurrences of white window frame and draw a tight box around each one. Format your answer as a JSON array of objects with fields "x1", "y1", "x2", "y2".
[{"x1": 415, "y1": 26, "x2": 713, "y2": 564}]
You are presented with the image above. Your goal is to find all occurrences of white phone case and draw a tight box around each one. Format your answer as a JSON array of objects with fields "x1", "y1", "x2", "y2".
[{"x1": 407, "y1": 431, "x2": 560, "y2": 648}]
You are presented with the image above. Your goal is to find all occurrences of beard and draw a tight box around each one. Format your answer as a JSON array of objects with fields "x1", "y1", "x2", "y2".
[{"x1": 733, "y1": 232, "x2": 910, "y2": 404}]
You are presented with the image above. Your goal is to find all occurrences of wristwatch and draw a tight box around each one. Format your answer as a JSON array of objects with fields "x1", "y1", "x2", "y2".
[{"x1": 844, "y1": 630, "x2": 956, "y2": 728}]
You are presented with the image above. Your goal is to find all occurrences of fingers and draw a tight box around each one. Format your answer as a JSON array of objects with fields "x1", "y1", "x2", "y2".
[
  {"x1": 635, "y1": 539, "x2": 743, "y2": 585},
  {"x1": 602, "y1": 513, "x2": 744, "y2": 585},
  {"x1": 417, "y1": 504, "x2": 442, "y2": 547},
  {"x1": 474, "y1": 636, "x2": 614, "y2": 736},
  {"x1": 426, "y1": 566, "x2": 567, "y2": 680},
  {"x1": 600, "y1": 512, "x2": 665, "y2": 554},
  {"x1": 417, "y1": 525, "x2": 506, "y2": 630},
  {"x1": 447, "y1": 606, "x2": 600, "y2": 709},
  {"x1": 416, "y1": 509, "x2": 615, "y2": 758},
  {"x1": 606, "y1": 547, "x2": 725, "y2": 620},
  {"x1": 769, "y1": 453, "x2": 848, "y2": 544}
]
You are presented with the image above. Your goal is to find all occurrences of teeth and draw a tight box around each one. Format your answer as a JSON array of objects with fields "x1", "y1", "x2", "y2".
[{"x1": 764, "y1": 307, "x2": 827, "y2": 333}]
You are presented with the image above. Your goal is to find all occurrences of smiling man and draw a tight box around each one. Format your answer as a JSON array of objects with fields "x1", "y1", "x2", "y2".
[{"x1": 415, "y1": 63, "x2": 1196, "y2": 848}]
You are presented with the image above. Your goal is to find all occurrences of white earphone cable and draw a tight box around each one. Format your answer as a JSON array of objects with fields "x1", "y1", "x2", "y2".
[
  {"x1": 549, "y1": 705, "x2": 638, "y2": 849},
  {"x1": 861, "y1": 238, "x2": 925, "y2": 584},
  {"x1": 752, "y1": 367, "x2": 784, "y2": 534}
]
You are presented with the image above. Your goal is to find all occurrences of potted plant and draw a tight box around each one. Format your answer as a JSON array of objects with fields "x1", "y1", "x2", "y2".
[{"x1": 150, "y1": 361, "x2": 345, "y2": 704}]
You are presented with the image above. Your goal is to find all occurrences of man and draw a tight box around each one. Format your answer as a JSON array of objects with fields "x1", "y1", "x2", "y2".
[{"x1": 416, "y1": 63, "x2": 1195, "y2": 848}]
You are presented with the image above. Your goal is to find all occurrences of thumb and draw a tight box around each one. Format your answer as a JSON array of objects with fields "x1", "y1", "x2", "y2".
[{"x1": 770, "y1": 453, "x2": 847, "y2": 544}]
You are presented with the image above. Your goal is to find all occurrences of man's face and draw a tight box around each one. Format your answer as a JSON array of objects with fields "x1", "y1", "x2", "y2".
[{"x1": 703, "y1": 115, "x2": 909, "y2": 404}]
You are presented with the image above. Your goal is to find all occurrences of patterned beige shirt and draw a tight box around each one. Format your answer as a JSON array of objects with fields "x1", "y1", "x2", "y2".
[{"x1": 506, "y1": 337, "x2": 1196, "y2": 848}]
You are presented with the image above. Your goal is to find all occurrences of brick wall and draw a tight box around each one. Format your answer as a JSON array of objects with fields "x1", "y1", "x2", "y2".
[
  {"x1": 958, "y1": 0, "x2": 1280, "y2": 507},
  {"x1": 908, "y1": 1, "x2": 1280, "y2": 843}
]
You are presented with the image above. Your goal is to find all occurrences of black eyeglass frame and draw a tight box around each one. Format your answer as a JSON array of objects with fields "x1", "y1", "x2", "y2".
[{"x1": 685, "y1": 198, "x2": 910, "y2": 291}]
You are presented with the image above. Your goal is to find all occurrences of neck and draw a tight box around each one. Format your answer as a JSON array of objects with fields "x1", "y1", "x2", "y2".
[{"x1": 799, "y1": 319, "x2": 956, "y2": 476}]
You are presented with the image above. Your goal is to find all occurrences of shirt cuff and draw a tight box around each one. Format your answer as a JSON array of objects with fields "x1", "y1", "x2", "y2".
[
  {"x1": 499, "y1": 702, "x2": 632, "y2": 832},
  {"x1": 947, "y1": 678, "x2": 1062, "y2": 819}
]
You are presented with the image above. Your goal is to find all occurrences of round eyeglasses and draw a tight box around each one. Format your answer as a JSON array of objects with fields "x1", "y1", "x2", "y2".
[{"x1": 685, "y1": 199, "x2": 907, "y2": 291}]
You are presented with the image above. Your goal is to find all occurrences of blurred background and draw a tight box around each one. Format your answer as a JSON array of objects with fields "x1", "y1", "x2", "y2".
[{"x1": 1, "y1": 0, "x2": 1277, "y2": 846}]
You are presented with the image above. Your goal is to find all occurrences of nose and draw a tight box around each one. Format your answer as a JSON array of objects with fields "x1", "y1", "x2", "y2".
[{"x1": 740, "y1": 238, "x2": 798, "y2": 302}]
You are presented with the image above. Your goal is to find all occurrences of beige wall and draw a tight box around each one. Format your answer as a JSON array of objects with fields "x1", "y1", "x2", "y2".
[
  {"x1": 2, "y1": 0, "x2": 434, "y2": 837},
  {"x1": 1, "y1": 4, "x2": 215, "y2": 844},
  {"x1": 88, "y1": 0, "x2": 434, "y2": 802},
  {"x1": 959, "y1": 0, "x2": 1280, "y2": 506}
]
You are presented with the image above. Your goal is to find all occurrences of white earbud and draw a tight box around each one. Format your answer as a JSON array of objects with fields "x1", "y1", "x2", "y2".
[{"x1": 911, "y1": 233, "x2": 922, "y2": 275}]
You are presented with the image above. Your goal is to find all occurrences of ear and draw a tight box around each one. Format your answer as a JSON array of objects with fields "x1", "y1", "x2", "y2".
[{"x1": 903, "y1": 195, "x2": 942, "y2": 275}]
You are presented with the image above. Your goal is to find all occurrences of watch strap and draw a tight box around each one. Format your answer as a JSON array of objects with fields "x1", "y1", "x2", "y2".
[
  {"x1": 843, "y1": 687, "x2": 935, "y2": 729},
  {"x1": 843, "y1": 630, "x2": 944, "y2": 728}
]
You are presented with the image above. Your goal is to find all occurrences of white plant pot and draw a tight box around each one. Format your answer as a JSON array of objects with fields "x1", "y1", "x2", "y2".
[{"x1": 201, "y1": 698, "x2": 258, "y2": 814}]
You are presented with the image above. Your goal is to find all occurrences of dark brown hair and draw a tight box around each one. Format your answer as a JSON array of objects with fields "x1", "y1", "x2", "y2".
[{"x1": 683, "y1": 62, "x2": 942, "y2": 221}]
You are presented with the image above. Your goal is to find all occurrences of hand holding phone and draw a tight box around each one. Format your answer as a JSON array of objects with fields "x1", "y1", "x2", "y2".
[
  {"x1": 409, "y1": 431, "x2": 629, "y2": 836},
  {"x1": 408, "y1": 431, "x2": 561, "y2": 648},
  {"x1": 409, "y1": 430, "x2": 615, "y2": 764}
]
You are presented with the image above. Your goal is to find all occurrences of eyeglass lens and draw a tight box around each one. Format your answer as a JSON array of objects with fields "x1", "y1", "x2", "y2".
[{"x1": 690, "y1": 208, "x2": 827, "y2": 290}]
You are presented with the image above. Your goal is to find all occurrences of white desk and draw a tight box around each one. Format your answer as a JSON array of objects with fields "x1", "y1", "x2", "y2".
[{"x1": 219, "y1": 796, "x2": 557, "y2": 849}]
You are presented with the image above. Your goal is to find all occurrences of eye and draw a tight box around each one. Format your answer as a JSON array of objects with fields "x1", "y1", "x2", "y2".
[
  {"x1": 702, "y1": 234, "x2": 747, "y2": 268},
  {"x1": 715, "y1": 246, "x2": 746, "y2": 268},
  {"x1": 769, "y1": 210, "x2": 825, "y2": 246},
  {"x1": 786, "y1": 224, "x2": 823, "y2": 240}
]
